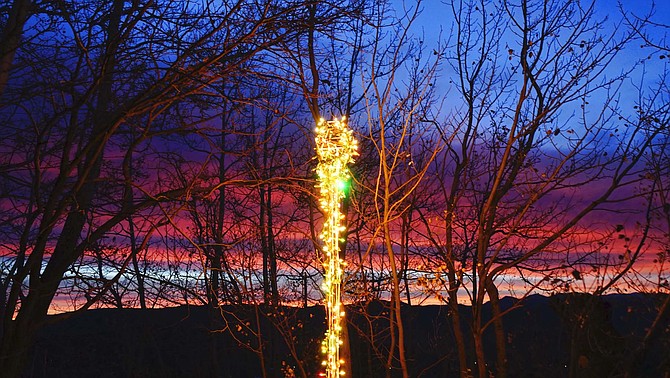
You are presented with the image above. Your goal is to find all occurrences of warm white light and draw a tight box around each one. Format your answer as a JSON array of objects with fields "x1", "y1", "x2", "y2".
[{"x1": 315, "y1": 117, "x2": 357, "y2": 378}]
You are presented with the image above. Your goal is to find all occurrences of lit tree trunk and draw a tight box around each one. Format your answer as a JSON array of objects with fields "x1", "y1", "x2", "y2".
[{"x1": 315, "y1": 118, "x2": 357, "y2": 378}]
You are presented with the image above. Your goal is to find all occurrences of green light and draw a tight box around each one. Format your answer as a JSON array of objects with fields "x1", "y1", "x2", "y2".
[{"x1": 336, "y1": 178, "x2": 349, "y2": 192}]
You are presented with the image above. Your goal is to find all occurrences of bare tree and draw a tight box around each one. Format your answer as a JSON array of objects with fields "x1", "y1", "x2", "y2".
[
  {"x1": 0, "y1": 0, "x2": 326, "y2": 375},
  {"x1": 344, "y1": 2, "x2": 445, "y2": 376},
  {"x1": 412, "y1": 0, "x2": 658, "y2": 376},
  {"x1": 1, "y1": 0, "x2": 667, "y2": 376}
]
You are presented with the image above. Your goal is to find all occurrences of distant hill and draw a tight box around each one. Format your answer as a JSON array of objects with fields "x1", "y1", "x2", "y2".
[{"x1": 25, "y1": 293, "x2": 669, "y2": 377}]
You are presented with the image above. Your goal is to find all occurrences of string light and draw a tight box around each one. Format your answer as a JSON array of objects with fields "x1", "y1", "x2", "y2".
[{"x1": 315, "y1": 117, "x2": 357, "y2": 378}]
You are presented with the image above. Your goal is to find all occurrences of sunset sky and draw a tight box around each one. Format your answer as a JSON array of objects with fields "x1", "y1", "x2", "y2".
[
  {"x1": 1, "y1": 0, "x2": 668, "y2": 317},
  {"x1": 2, "y1": 2, "x2": 670, "y2": 378}
]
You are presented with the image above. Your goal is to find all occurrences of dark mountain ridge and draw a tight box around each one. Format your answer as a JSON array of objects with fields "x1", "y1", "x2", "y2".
[{"x1": 24, "y1": 293, "x2": 669, "y2": 377}]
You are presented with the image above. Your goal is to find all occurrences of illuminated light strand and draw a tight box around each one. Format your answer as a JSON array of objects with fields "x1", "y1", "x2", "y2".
[{"x1": 315, "y1": 117, "x2": 358, "y2": 378}]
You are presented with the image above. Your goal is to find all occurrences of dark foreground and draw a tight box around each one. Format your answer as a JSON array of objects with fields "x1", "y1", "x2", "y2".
[{"x1": 25, "y1": 293, "x2": 670, "y2": 377}]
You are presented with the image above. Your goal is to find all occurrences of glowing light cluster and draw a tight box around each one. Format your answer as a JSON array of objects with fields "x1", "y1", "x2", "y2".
[{"x1": 315, "y1": 117, "x2": 357, "y2": 378}]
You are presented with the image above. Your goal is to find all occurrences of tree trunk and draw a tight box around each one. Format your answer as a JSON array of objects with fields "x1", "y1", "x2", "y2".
[
  {"x1": 447, "y1": 273, "x2": 468, "y2": 377},
  {"x1": 129, "y1": 218, "x2": 147, "y2": 309},
  {"x1": 260, "y1": 184, "x2": 269, "y2": 304},
  {"x1": 209, "y1": 246, "x2": 221, "y2": 307},
  {"x1": 473, "y1": 266, "x2": 488, "y2": 378},
  {"x1": 486, "y1": 279, "x2": 507, "y2": 378},
  {"x1": 267, "y1": 185, "x2": 278, "y2": 306},
  {"x1": 401, "y1": 212, "x2": 412, "y2": 305},
  {"x1": 0, "y1": 0, "x2": 32, "y2": 96},
  {"x1": 384, "y1": 220, "x2": 409, "y2": 378},
  {"x1": 0, "y1": 1, "x2": 124, "y2": 374},
  {"x1": 472, "y1": 325, "x2": 487, "y2": 378},
  {"x1": 0, "y1": 291, "x2": 50, "y2": 377},
  {"x1": 445, "y1": 212, "x2": 469, "y2": 377}
]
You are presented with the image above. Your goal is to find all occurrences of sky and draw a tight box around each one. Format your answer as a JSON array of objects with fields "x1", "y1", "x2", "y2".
[
  {"x1": 6, "y1": 0, "x2": 670, "y2": 315},
  {"x1": 379, "y1": 0, "x2": 670, "y2": 302},
  {"x1": 406, "y1": 0, "x2": 670, "y2": 82},
  {"x1": 412, "y1": 0, "x2": 670, "y2": 34}
]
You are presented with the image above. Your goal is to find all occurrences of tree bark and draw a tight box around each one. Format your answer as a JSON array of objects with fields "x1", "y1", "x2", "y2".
[
  {"x1": 472, "y1": 325, "x2": 487, "y2": 378},
  {"x1": 384, "y1": 219, "x2": 409, "y2": 378},
  {"x1": 486, "y1": 278, "x2": 507, "y2": 378},
  {"x1": 0, "y1": 0, "x2": 32, "y2": 96}
]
